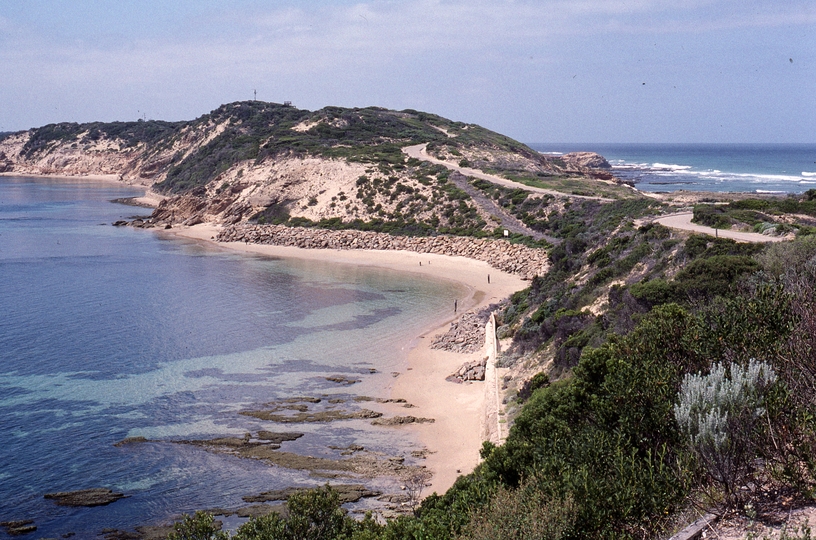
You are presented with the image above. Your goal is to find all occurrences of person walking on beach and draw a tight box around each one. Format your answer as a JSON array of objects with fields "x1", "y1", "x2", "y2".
[{"x1": 454, "y1": 299, "x2": 457, "y2": 313}]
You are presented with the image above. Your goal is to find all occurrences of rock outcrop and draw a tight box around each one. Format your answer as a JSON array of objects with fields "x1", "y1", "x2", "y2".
[
  {"x1": 431, "y1": 304, "x2": 501, "y2": 353},
  {"x1": 217, "y1": 224, "x2": 550, "y2": 279},
  {"x1": 562, "y1": 152, "x2": 611, "y2": 170},
  {"x1": 43, "y1": 488, "x2": 125, "y2": 507},
  {"x1": 447, "y1": 357, "x2": 488, "y2": 383},
  {"x1": 1, "y1": 520, "x2": 36, "y2": 536}
]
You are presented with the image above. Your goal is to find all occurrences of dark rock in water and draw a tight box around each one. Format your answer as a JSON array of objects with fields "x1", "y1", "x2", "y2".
[
  {"x1": 243, "y1": 484, "x2": 380, "y2": 504},
  {"x1": 256, "y1": 431, "x2": 304, "y2": 444},
  {"x1": 134, "y1": 524, "x2": 180, "y2": 540},
  {"x1": 113, "y1": 436, "x2": 150, "y2": 447},
  {"x1": 377, "y1": 493, "x2": 411, "y2": 504},
  {"x1": 0, "y1": 520, "x2": 36, "y2": 536},
  {"x1": 234, "y1": 504, "x2": 286, "y2": 518},
  {"x1": 240, "y1": 408, "x2": 382, "y2": 423},
  {"x1": 371, "y1": 416, "x2": 435, "y2": 426},
  {"x1": 325, "y1": 375, "x2": 360, "y2": 385},
  {"x1": 44, "y1": 488, "x2": 125, "y2": 507},
  {"x1": 280, "y1": 397, "x2": 322, "y2": 404},
  {"x1": 112, "y1": 220, "x2": 128, "y2": 226},
  {"x1": 101, "y1": 529, "x2": 141, "y2": 540}
]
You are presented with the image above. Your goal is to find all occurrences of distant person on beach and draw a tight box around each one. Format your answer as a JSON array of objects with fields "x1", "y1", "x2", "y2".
[{"x1": 454, "y1": 299, "x2": 457, "y2": 312}]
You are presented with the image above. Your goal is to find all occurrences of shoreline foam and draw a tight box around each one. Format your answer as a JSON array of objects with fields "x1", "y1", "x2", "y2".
[{"x1": 172, "y1": 223, "x2": 527, "y2": 495}]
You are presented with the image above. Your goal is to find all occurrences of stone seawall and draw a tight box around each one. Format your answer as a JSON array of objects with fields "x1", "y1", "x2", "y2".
[{"x1": 217, "y1": 224, "x2": 549, "y2": 279}]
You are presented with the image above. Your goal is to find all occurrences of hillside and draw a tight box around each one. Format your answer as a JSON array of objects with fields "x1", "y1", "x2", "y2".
[{"x1": 0, "y1": 101, "x2": 621, "y2": 234}]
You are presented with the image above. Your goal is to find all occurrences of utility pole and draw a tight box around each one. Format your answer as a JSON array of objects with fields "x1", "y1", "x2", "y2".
[{"x1": 254, "y1": 89, "x2": 257, "y2": 101}]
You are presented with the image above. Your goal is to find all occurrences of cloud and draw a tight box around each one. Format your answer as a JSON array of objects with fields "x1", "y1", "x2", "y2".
[
  {"x1": 0, "y1": 0, "x2": 813, "y2": 140},
  {"x1": 4, "y1": 0, "x2": 813, "y2": 83}
]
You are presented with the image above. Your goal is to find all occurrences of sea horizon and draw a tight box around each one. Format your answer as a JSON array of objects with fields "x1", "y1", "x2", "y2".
[{"x1": 528, "y1": 142, "x2": 816, "y2": 194}]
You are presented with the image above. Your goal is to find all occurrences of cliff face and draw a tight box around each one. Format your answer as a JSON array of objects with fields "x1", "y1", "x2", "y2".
[
  {"x1": 0, "y1": 131, "x2": 148, "y2": 182},
  {"x1": 0, "y1": 102, "x2": 615, "y2": 228}
]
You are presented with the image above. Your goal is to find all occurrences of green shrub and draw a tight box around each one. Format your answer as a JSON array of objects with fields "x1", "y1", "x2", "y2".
[
  {"x1": 458, "y1": 480, "x2": 575, "y2": 540},
  {"x1": 693, "y1": 205, "x2": 732, "y2": 228},
  {"x1": 755, "y1": 235, "x2": 816, "y2": 277},
  {"x1": 517, "y1": 372, "x2": 550, "y2": 402},
  {"x1": 233, "y1": 485, "x2": 381, "y2": 540},
  {"x1": 673, "y1": 255, "x2": 760, "y2": 300},
  {"x1": 168, "y1": 511, "x2": 228, "y2": 540}
]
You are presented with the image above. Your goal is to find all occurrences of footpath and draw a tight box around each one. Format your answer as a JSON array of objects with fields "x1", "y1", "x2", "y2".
[{"x1": 402, "y1": 143, "x2": 612, "y2": 202}]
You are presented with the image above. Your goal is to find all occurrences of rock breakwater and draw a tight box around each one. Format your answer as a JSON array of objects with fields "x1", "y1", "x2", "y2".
[
  {"x1": 217, "y1": 224, "x2": 549, "y2": 279},
  {"x1": 431, "y1": 303, "x2": 502, "y2": 354}
]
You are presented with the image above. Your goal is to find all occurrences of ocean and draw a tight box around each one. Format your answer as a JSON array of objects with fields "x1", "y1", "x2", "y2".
[
  {"x1": 529, "y1": 143, "x2": 816, "y2": 194},
  {"x1": 0, "y1": 176, "x2": 464, "y2": 538}
]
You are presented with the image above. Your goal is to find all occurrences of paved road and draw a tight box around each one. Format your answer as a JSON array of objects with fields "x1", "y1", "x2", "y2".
[
  {"x1": 403, "y1": 143, "x2": 612, "y2": 202},
  {"x1": 655, "y1": 212, "x2": 787, "y2": 243}
]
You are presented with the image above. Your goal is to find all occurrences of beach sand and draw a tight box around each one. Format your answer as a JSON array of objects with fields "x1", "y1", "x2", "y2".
[{"x1": 173, "y1": 223, "x2": 527, "y2": 496}]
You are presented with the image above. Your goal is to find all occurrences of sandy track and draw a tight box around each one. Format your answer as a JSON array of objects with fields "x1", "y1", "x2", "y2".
[
  {"x1": 655, "y1": 212, "x2": 787, "y2": 243},
  {"x1": 403, "y1": 143, "x2": 612, "y2": 202}
]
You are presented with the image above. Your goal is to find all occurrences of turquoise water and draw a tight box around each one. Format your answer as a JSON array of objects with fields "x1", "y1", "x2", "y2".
[
  {"x1": 530, "y1": 143, "x2": 816, "y2": 193},
  {"x1": 0, "y1": 176, "x2": 464, "y2": 538}
]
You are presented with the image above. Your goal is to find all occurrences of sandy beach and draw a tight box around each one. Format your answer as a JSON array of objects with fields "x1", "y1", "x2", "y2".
[{"x1": 174, "y1": 223, "x2": 527, "y2": 496}]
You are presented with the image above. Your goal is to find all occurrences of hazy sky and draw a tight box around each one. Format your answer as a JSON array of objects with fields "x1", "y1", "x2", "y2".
[{"x1": 1, "y1": 1, "x2": 814, "y2": 143}]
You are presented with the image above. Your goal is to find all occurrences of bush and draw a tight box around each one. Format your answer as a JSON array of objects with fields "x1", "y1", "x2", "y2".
[
  {"x1": 459, "y1": 479, "x2": 575, "y2": 540},
  {"x1": 692, "y1": 205, "x2": 731, "y2": 228},
  {"x1": 674, "y1": 359, "x2": 778, "y2": 506},
  {"x1": 755, "y1": 235, "x2": 816, "y2": 277},
  {"x1": 168, "y1": 511, "x2": 228, "y2": 540},
  {"x1": 517, "y1": 372, "x2": 550, "y2": 402},
  {"x1": 672, "y1": 255, "x2": 759, "y2": 300},
  {"x1": 233, "y1": 485, "x2": 379, "y2": 540}
]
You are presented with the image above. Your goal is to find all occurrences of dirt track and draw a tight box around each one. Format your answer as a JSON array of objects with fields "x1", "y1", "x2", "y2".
[{"x1": 402, "y1": 143, "x2": 612, "y2": 202}]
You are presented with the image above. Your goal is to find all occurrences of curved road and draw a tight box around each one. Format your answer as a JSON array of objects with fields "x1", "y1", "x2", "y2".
[
  {"x1": 655, "y1": 212, "x2": 787, "y2": 243},
  {"x1": 403, "y1": 143, "x2": 612, "y2": 202}
]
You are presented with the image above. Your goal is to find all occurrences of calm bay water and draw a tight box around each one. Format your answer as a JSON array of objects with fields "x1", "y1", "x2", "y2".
[
  {"x1": 530, "y1": 143, "x2": 816, "y2": 193},
  {"x1": 0, "y1": 176, "x2": 463, "y2": 538}
]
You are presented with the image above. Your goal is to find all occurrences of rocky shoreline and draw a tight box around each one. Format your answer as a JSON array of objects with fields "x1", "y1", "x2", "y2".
[{"x1": 217, "y1": 224, "x2": 550, "y2": 280}]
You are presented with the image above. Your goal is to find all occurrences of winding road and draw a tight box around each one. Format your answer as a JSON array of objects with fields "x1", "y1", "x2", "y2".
[{"x1": 655, "y1": 212, "x2": 787, "y2": 243}]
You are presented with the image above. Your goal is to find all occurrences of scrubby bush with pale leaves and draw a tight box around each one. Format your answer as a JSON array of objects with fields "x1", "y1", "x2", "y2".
[{"x1": 674, "y1": 359, "x2": 777, "y2": 505}]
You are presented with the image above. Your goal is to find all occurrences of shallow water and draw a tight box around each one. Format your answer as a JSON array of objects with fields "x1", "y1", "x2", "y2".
[{"x1": 0, "y1": 176, "x2": 464, "y2": 538}]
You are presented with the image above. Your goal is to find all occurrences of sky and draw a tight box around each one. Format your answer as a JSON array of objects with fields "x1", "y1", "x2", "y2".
[{"x1": 0, "y1": 0, "x2": 814, "y2": 143}]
